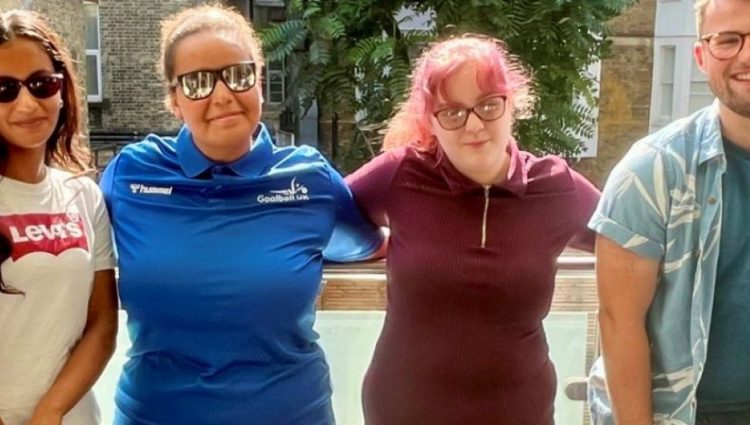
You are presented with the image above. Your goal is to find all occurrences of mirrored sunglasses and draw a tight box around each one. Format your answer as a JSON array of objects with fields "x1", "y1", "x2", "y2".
[{"x1": 173, "y1": 62, "x2": 257, "y2": 100}]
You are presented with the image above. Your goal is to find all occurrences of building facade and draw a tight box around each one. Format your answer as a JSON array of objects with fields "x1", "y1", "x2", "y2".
[
  {"x1": 85, "y1": 0, "x2": 288, "y2": 137},
  {"x1": 573, "y1": 0, "x2": 657, "y2": 186},
  {"x1": 1, "y1": 0, "x2": 712, "y2": 185},
  {"x1": 574, "y1": 0, "x2": 713, "y2": 186}
]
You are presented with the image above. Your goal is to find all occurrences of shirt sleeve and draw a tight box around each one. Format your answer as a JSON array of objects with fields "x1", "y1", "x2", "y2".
[
  {"x1": 87, "y1": 179, "x2": 116, "y2": 271},
  {"x1": 98, "y1": 154, "x2": 120, "y2": 219},
  {"x1": 567, "y1": 169, "x2": 601, "y2": 252},
  {"x1": 588, "y1": 141, "x2": 670, "y2": 259},
  {"x1": 98, "y1": 154, "x2": 121, "y2": 261},
  {"x1": 344, "y1": 149, "x2": 402, "y2": 228},
  {"x1": 322, "y1": 161, "x2": 385, "y2": 263}
]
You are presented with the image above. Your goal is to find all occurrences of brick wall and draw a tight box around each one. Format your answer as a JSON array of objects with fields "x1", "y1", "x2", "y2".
[
  {"x1": 88, "y1": 0, "x2": 199, "y2": 133},
  {"x1": 0, "y1": 0, "x2": 85, "y2": 64},
  {"x1": 608, "y1": 0, "x2": 657, "y2": 36},
  {"x1": 573, "y1": 0, "x2": 657, "y2": 187},
  {"x1": 89, "y1": 0, "x2": 282, "y2": 135},
  {"x1": 2, "y1": 0, "x2": 657, "y2": 183}
]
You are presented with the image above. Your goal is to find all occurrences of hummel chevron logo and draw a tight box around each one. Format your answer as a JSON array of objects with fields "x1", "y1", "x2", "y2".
[{"x1": 129, "y1": 183, "x2": 173, "y2": 195}]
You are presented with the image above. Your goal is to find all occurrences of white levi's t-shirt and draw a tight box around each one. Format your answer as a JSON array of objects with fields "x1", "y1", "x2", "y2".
[{"x1": 0, "y1": 168, "x2": 115, "y2": 425}]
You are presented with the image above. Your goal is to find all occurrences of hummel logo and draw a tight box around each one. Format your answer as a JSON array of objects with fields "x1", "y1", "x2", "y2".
[
  {"x1": 129, "y1": 183, "x2": 173, "y2": 195},
  {"x1": 258, "y1": 177, "x2": 310, "y2": 204}
]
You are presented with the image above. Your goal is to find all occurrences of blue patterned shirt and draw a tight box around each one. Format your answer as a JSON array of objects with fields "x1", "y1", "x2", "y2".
[{"x1": 588, "y1": 101, "x2": 727, "y2": 425}]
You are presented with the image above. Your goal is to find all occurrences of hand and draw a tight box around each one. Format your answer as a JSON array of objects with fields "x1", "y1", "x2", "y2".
[{"x1": 26, "y1": 405, "x2": 63, "y2": 425}]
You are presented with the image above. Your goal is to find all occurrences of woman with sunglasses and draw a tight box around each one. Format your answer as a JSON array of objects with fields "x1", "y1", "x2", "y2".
[
  {"x1": 99, "y1": 4, "x2": 383, "y2": 425},
  {"x1": 346, "y1": 36, "x2": 601, "y2": 425},
  {"x1": 0, "y1": 10, "x2": 117, "y2": 425}
]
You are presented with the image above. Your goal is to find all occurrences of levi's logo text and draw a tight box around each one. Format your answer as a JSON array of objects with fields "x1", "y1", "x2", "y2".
[
  {"x1": 257, "y1": 177, "x2": 310, "y2": 204},
  {"x1": 0, "y1": 213, "x2": 89, "y2": 261},
  {"x1": 129, "y1": 183, "x2": 173, "y2": 195}
]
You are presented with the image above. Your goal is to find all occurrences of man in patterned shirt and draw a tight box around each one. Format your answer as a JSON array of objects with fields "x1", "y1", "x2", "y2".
[{"x1": 588, "y1": 0, "x2": 750, "y2": 424}]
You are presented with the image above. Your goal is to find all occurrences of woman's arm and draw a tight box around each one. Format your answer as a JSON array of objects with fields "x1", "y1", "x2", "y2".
[
  {"x1": 28, "y1": 269, "x2": 117, "y2": 424},
  {"x1": 324, "y1": 149, "x2": 401, "y2": 263},
  {"x1": 369, "y1": 236, "x2": 388, "y2": 259},
  {"x1": 596, "y1": 235, "x2": 659, "y2": 425}
]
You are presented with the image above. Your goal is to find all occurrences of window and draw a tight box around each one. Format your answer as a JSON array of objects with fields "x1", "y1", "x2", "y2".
[
  {"x1": 659, "y1": 46, "x2": 676, "y2": 120},
  {"x1": 84, "y1": 2, "x2": 102, "y2": 102},
  {"x1": 650, "y1": 39, "x2": 714, "y2": 131},
  {"x1": 651, "y1": 0, "x2": 716, "y2": 131},
  {"x1": 263, "y1": 60, "x2": 285, "y2": 104},
  {"x1": 689, "y1": 60, "x2": 713, "y2": 114}
]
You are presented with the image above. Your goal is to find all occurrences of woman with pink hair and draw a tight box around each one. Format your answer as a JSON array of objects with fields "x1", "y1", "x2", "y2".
[{"x1": 346, "y1": 35, "x2": 600, "y2": 424}]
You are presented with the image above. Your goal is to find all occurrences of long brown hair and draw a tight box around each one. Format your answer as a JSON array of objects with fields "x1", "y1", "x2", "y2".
[{"x1": 0, "y1": 10, "x2": 90, "y2": 294}]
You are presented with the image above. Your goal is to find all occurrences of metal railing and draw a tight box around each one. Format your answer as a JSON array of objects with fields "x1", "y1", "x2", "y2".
[{"x1": 98, "y1": 251, "x2": 596, "y2": 425}]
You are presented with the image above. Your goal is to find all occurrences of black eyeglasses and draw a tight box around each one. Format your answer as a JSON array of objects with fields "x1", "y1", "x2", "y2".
[
  {"x1": 172, "y1": 62, "x2": 257, "y2": 100},
  {"x1": 700, "y1": 31, "x2": 750, "y2": 60},
  {"x1": 433, "y1": 96, "x2": 507, "y2": 131},
  {"x1": 0, "y1": 72, "x2": 64, "y2": 103}
]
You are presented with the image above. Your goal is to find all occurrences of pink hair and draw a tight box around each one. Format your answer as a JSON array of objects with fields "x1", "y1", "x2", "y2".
[{"x1": 383, "y1": 35, "x2": 534, "y2": 151}]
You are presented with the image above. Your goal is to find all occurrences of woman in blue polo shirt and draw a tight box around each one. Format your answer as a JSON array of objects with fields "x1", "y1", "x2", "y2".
[{"x1": 99, "y1": 5, "x2": 383, "y2": 425}]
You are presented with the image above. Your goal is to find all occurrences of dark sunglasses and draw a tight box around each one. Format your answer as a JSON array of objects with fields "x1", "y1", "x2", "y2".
[
  {"x1": 172, "y1": 62, "x2": 257, "y2": 100},
  {"x1": 0, "y1": 72, "x2": 64, "y2": 103}
]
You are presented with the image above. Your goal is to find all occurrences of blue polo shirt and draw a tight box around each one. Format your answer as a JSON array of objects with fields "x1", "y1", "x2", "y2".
[{"x1": 100, "y1": 124, "x2": 382, "y2": 425}]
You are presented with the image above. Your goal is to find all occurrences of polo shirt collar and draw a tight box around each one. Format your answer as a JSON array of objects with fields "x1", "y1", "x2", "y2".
[
  {"x1": 176, "y1": 123, "x2": 274, "y2": 178},
  {"x1": 438, "y1": 138, "x2": 528, "y2": 196}
]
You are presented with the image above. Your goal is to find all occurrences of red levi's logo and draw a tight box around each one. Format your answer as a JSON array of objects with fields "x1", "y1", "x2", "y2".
[{"x1": 0, "y1": 213, "x2": 89, "y2": 261}]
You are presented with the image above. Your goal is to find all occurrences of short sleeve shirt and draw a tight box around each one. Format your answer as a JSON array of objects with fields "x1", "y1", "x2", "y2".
[
  {"x1": 588, "y1": 101, "x2": 726, "y2": 425},
  {"x1": 100, "y1": 124, "x2": 382, "y2": 425},
  {"x1": 0, "y1": 169, "x2": 114, "y2": 425}
]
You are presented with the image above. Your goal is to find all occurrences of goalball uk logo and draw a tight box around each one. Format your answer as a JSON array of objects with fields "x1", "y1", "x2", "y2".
[{"x1": 257, "y1": 177, "x2": 310, "y2": 204}]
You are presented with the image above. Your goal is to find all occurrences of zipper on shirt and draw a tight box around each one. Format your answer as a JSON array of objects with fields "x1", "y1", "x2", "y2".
[{"x1": 481, "y1": 185, "x2": 490, "y2": 248}]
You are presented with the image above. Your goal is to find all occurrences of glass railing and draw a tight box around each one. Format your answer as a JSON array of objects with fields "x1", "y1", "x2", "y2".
[{"x1": 94, "y1": 252, "x2": 596, "y2": 425}]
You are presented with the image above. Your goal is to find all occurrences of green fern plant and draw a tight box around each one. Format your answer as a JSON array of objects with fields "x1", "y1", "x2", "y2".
[{"x1": 259, "y1": 0, "x2": 638, "y2": 169}]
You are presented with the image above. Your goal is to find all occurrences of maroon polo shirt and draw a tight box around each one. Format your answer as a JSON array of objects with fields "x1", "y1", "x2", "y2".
[{"x1": 346, "y1": 141, "x2": 599, "y2": 425}]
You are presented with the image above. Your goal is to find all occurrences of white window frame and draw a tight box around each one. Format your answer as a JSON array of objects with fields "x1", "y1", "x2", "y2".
[
  {"x1": 84, "y1": 2, "x2": 102, "y2": 103},
  {"x1": 264, "y1": 60, "x2": 285, "y2": 105},
  {"x1": 688, "y1": 58, "x2": 712, "y2": 115},
  {"x1": 651, "y1": 1, "x2": 714, "y2": 132},
  {"x1": 649, "y1": 38, "x2": 712, "y2": 132},
  {"x1": 655, "y1": 44, "x2": 677, "y2": 127}
]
